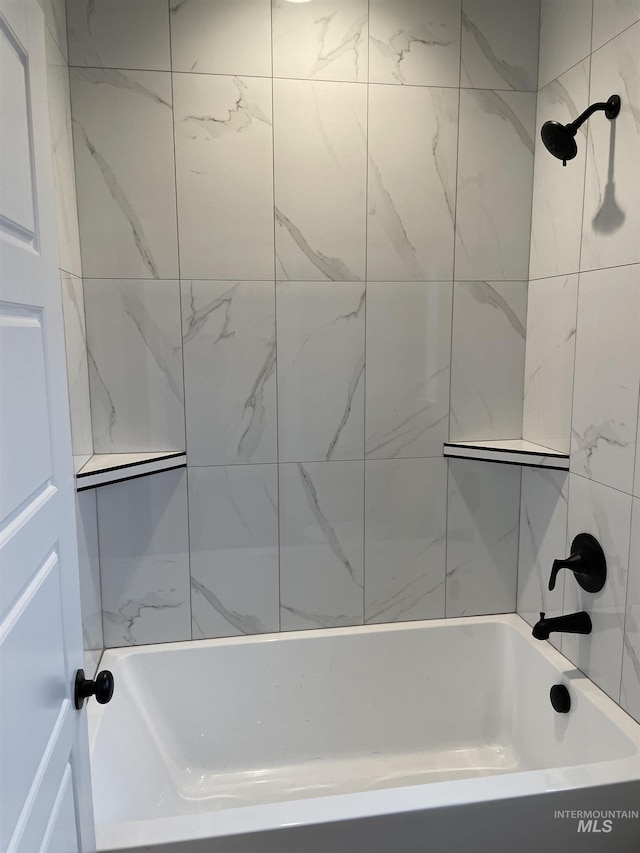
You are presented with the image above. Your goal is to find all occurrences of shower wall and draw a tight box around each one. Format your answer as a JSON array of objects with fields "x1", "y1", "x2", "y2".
[
  {"x1": 66, "y1": 0, "x2": 539, "y2": 645},
  {"x1": 516, "y1": 0, "x2": 640, "y2": 722},
  {"x1": 40, "y1": 0, "x2": 104, "y2": 676}
]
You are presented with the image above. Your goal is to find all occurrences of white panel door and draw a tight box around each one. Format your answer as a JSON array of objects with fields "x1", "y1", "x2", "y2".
[{"x1": 0, "y1": 1, "x2": 95, "y2": 851}]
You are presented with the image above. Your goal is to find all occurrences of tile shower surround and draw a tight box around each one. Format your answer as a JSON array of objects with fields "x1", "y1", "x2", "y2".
[
  {"x1": 54, "y1": 0, "x2": 640, "y2": 724},
  {"x1": 63, "y1": 3, "x2": 545, "y2": 656},
  {"x1": 517, "y1": 1, "x2": 640, "y2": 722},
  {"x1": 66, "y1": 0, "x2": 538, "y2": 648}
]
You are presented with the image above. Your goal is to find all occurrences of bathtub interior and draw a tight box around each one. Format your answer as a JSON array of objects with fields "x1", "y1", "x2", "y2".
[{"x1": 90, "y1": 616, "x2": 639, "y2": 827}]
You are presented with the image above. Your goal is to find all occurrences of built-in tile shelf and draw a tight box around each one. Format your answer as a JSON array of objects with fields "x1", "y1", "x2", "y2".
[
  {"x1": 76, "y1": 452, "x2": 187, "y2": 491},
  {"x1": 443, "y1": 440, "x2": 569, "y2": 470}
]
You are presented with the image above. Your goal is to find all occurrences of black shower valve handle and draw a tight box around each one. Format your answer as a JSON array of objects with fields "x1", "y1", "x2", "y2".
[
  {"x1": 549, "y1": 553, "x2": 583, "y2": 591},
  {"x1": 548, "y1": 533, "x2": 607, "y2": 594}
]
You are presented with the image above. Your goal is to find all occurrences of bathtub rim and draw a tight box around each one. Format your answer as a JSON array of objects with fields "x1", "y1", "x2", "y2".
[{"x1": 89, "y1": 613, "x2": 640, "y2": 852}]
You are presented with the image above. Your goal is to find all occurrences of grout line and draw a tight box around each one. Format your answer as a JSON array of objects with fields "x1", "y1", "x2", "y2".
[
  {"x1": 76, "y1": 264, "x2": 639, "y2": 283},
  {"x1": 566, "y1": 2, "x2": 594, "y2": 504},
  {"x1": 67, "y1": 62, "x2": 541, "y2": 94},
  {"x1": 590, "y1": 13, "x2": 640, "y2": 55},
  {"x1": 270, "y1": 0, "x2": 282, "y2": 634},
  {"x1": 362, "y1": 0, "x2": 370, "y2": 628},
  {"x1": 571, "y1": 469, "x2": 638, "y2": 500},
  {"x1": 520, "y1": 0, "x2": 543, "y2": 449},
  {"x1": 514, "y1": 465, "x2": 524, "y2": 617},
  {"x1": 167, "y1": 0, "x2": 194, "y2": 640},
  {"x1": 445, "y1": 2, "x2": 465, "y2": 619}
]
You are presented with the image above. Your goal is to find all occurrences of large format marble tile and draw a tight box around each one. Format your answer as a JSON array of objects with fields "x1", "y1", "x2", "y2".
[
  {"x1": 522, "y1": 275, "x2": 578, "y2": 454},
  {"x1": 182, "y1": 280, "x2": 276, "y2": 466},
  {"x1": 529, "y1": 60, "x2": 590, "y2": 280},
  {"x1": 39, "y1": 0, "x2": 67, "y2": 58},
  {"x1": 562, "y1": 475, "x2": 632, "y2": 702},
  {"x1": 280, "y1": 461, "x2": 364, "y2": 631},
  {"x1": 76, "y1": 490, "x2": 103, "y2": 676},
  {"x1": 273, "y1": 79, "x2": 366, "y2": 282},
  {"x1": 368, "y1": 0, "x2": 461, "y2": 87},
  {"x1": 84, "y1": 279, "x2": 185, "y2": 453},
  {"x1": 450, "y1": 281, "x2": 526, "y2": 442},
  {"x1": 365, "y1": 458, "x2": 447, "y2": 624},
  {"x1": 67, "y1": 0, "x2": 170, "y2": 70},
  {"x1": 98, "y1": 470, "x2": 191, "y2": 647},
  {"x1": 570, "y1": 264, "x2": 640, "y2": 494},
  {"x1": 461, "y1": 0, "x2": 539, "y2": 91},
  {"x1": 621, "y1": 498, "x2": 640, "y2": 721},
  {"x1": 173, "y1": 73, "x2": 274, "y2": 281},
  {"x1": 70, "y1": 68, "x2": 178, "y2": 280},
  {"x1": 272, "y1": 0, "x2": 367, "y2": 82},
  {"x1": 277, "y1": 282, "x2": 364, "y2": 463},
  {"x1": 581, "y1": 23, "x2": 640, "y2": 272},
  {"x1": 592, "y1": 0, "x2": 640, "y2": 50},
  {"x1": 169, "y1": 0, "x2": 271, "y2": 76},
  {"x1": 60, "y1": 274, "x2": 93, "y2": 465},
  {"x1": 538, "y1": 0, "x2": 593, "y2": 89},
  {"x1": 517, "y1": 468, "x2": 568, "y2": 649},
  {"x1": 45, "y1": 32, "x2": 82, "y2": 278},
  {"x1": 367, "y1": 85, "x2": 458, "y2": 281},
  {"x1": 366, "y1": 281, "x2": 452, "y2": 459},
  {"x1": 446, "y1": 459, "x2": 521, "y2": 617},
  {"x1": 189, "y1": 465, "x2": 279, "y2": 639},
  {"x1": 454, "y1": 90, "x2": 535, "y2": 282}
]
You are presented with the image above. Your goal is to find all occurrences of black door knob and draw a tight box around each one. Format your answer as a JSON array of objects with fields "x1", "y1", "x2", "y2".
[{"x1": 74, "y1": 669, "x2": 114, "y2": 710}]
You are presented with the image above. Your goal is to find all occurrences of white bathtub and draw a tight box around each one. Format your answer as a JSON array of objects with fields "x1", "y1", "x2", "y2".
[{"x1": 89, "y1": 614, "x2": 640, "y2": 852}]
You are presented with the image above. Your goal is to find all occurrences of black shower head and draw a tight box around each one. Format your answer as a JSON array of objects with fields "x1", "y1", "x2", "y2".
[
  {"x1": 540, "y1": 94, "x2": 621, "y2": 166},
  {"x1": 541, "y1": 121, "x2": 578, "y2": 165}
]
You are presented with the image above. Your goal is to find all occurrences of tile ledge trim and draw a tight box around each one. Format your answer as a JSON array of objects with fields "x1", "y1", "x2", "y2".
[
  {"x1": 76, "y1": 451, "x2": 186, "y2": 491},
  {"x1": 444, "y1": 441, "x2": 569, "y2": 470}
]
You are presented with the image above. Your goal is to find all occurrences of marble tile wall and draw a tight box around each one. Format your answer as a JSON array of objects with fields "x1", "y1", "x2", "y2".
[
  {"x1": 66, "y1": 0, "x2": 541, "y2": 647},
  {"x1": 43, "y1": 0, "x2": 103, "y2": 676},
  {"x1": 518, "y1": 3, "x2": 640, "y2": 721}
]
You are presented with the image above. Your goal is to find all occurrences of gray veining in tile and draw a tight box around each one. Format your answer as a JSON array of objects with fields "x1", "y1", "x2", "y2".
[
  {"x1": 367, "y1": 85, "x2": 458, "y2": 281},
  {"x1": 280, "y1": 461, "x2": 364, "y2": 630},
  {"x1": 450, "y1": 281, "x2": 527, "y2": 442},
  {"x1": 517, "y1": 467, "x2": 568, "y2": 651},
  {"x1": 277, "y1": 282, "x2": 365, "y2": 463},
  {"x1": 174, "y1": 73, "x2": 274, "y2": 280},
  {"x1": 538, "y1": 0, "x2": 593, "y2": 89},
  {"x1": 98, "y1": 470, "x2": 191, "y2": 647},
  {"x1": 273, "y1": 79, "x2": 367, "y2": 282},
  {"x1": 273, "y1": 0, "x2": 368, "y2": 83},
  {"x1": 368, "y1": 0, "x2": 461, "y2": 87},
  {"x1": 85, "y1": 279, "x2": 185, "y2": 453},
  {"x1": 446, "y1": 459, "x2": 522, "y2": 617},
  {"x1": 70, "y1": 68, "x2": 178, "y2": 279},
  {"x1": 571, "y1": 265, "x2": 640, "y2": 494},
  {"x1": 365, "y1": 458, "x2": 447, "y2": 623},
  {"x1": 189, "y1": 465, "x2": 279, "y2": 639},
  {"x1": 182, "y1": 280, "x2": 276, "y2": 466},
  {"x1": 461, "y1": 0, "x2": 539, "y2": 91},
  {"x1": 366, "y1": 281, "x2": 452, "y2": 459},
  {"x1": 170, "y1": 0, "x2": 271, "y2": 76},
  {"x1": 523, "y1": 275, "x2": 578, "y2": 454},
  {"x1": 67, "y1": 0, "x2": 171, "y2": 71},
  {"x1": 455, "y1": 89, "x2": 536, "y2": 281}
]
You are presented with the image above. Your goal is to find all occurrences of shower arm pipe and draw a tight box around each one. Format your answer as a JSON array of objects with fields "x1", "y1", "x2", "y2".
[{"x1": 567, "y1": 95, "x2": 621, "y2": 134}]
